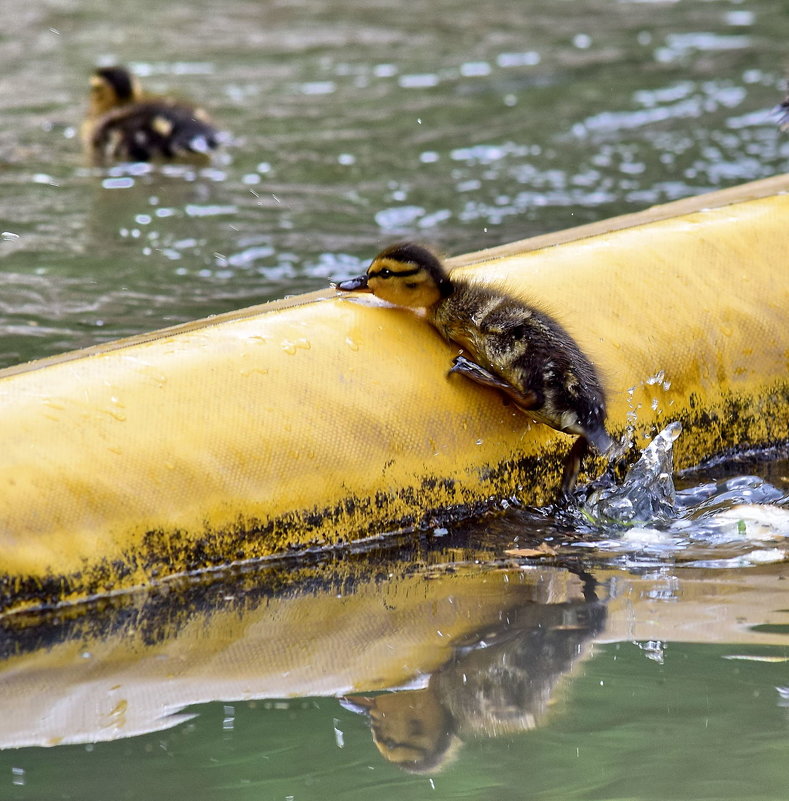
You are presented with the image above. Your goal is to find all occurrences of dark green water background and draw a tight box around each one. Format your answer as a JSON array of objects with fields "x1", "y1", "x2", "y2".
[
  {"x1": 6, "y1": 643, "x2": 789, "y2": 800},
  {"x1": 1, "y1": 0, "x2": 787, "y2": 368}
]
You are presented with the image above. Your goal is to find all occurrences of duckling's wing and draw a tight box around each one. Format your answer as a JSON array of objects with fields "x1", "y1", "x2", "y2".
[
  {"x1": 449, "y1": 355, "x2": 540, "y2": 409},
  {"x1": 91, "y1": 101, "x2": 221, "y2": 162}
]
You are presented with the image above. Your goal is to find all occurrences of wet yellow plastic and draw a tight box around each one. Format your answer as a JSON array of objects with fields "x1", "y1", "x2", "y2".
[{"x1": 1, "y1": 175, "x2": 787, "y2": 610}]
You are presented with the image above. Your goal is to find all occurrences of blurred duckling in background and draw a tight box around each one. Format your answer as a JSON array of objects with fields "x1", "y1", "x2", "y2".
[
  {"x1": 777, "y1": 93, "x2": 789, "y2": 131},
  {"x1": 82, "y1": 65, "x2": 224, "y2": 163},
  {"x1": 336, "y1": 242, "x2": 615, "y2": 497}
]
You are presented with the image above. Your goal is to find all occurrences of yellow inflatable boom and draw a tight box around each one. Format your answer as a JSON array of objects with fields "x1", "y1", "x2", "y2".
[{"x1": 1, "y1": 176, "x2": 787, "y2": 612}]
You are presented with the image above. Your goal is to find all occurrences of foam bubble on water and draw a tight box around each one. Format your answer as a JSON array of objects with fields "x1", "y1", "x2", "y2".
[
  {"x1": 398, "y1": 73, "x2": 440, "y2": 89},
  {"x1": 496, "y1": 51, "x2": 540, "y2": 68},
  {"x1": 300, "y1": 81, "x2": 336, "y2": 95},
  {"x1": 102, "y1": 177, "x2": 135, "y2": 190},
  {"x1": 724, "y1": 10, "x2": 754, "y2": 27},
  {"x1": 373, "y1": 63, "x2": 398, "y2": 78},
  {"x1": 460, "y1": 61, "x2": 492, "y2": 77},
  {"x1": 184, "y1": 204, "x2": 237, "y2": 217},
  {"x1": 375, "y1": 205, "x2": 425, "y2": 229}
]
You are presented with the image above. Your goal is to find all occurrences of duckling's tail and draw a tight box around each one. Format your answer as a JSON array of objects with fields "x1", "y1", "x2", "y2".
[{"x1": 585, "y1": 426, "x2": 616, "y2": 457}]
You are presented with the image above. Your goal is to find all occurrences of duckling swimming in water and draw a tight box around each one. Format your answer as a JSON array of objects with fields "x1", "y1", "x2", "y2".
[
  {"x1": 336, "y1": 242, "x2": 614, "y2": 497},
  {"x1": 82, "y1": 65, "x2": 223, "y2": 163},
  {"x1": 777, "y1": 93, "x2": 789, "y2": 131}
]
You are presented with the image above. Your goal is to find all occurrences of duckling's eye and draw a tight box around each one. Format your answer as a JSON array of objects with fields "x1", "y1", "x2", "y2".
[{"x1": 378, "y1": 268, "x2": 392, "y2": 278}]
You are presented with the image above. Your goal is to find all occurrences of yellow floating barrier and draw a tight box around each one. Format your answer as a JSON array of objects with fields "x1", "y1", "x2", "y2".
[{"x1": 1, "y1": 175, "x2": 787, "y2": 612}]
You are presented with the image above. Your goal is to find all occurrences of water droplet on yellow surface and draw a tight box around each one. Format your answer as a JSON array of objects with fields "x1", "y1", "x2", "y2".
[
  {"x1": 345, "y1": 336, "x2": 359, "y2": 351},
  {"x1": 108, "y1": 410, "x2": 127, "y2": 422},
  {"x1": 281, "y1": 337, "x2": 310, "y2": 354}
]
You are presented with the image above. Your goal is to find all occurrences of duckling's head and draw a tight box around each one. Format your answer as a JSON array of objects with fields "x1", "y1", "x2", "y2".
[
  {"x1": 336, "y1": 242, "x2": 453, "y2": 309},
  {"x1": 88, "y1": 66, "x2": 142, "y2": 115}
]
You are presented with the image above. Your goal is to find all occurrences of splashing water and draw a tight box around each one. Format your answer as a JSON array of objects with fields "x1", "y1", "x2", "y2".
[
  {"x1": 585, "y1": 421, "x2": 682, "y2": 525},
  {"x1": 578, "y1": 423, "x2": 788, "y2": 565}
]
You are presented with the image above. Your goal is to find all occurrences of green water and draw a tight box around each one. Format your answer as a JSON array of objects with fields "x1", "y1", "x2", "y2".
[
  {"x1": 0, "y1": 555, "x2": 787, "y2": 800},
  {"x1": 3, "y1": 644, "x2": 788, "y2": 801},
  {"x1": 2, "y1": 0, "x2": 788, "y2": 367},
  {"x1": 1, "y1": 0, "x2": 788, "y2": 798}
]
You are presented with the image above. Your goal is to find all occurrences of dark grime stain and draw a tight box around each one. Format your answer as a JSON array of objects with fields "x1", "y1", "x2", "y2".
[{"x1": 1, "y1": 382, "x2": 787, "y2": 616}]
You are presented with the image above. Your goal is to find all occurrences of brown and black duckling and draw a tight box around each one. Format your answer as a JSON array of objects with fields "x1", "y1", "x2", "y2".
[
  {"x1": 336, "y1": 242, "x2": 614, "y2": 497},
  {"x1": 82, "y1": 65, "x2": 224, "y2": 163},
  {"x1": 777, "y1": 93, "x2": 789, "y2": 131}
]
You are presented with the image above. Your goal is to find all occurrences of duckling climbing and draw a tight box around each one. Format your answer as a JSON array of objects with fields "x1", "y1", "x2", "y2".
[
  {"x1": 82, "y1": 65, "x2": 224, "y2": 163},
  {"x1": 336, "y1": 242, "x2": 615, "y2": 497}
]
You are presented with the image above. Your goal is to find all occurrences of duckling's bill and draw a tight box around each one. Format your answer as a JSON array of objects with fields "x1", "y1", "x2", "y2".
[{"x1": 336, "y1": 274, "x2": 371, "y2": 292}]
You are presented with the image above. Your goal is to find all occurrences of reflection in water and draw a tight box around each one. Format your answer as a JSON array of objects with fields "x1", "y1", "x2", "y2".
[
  {"x1": 1, "y1": 545, "x2": 786, "y2": 748},
  {"x1": 0, "y1": 551, "x2": 576, "y2": 748},
  {"x1": 0, "y1": 544, "x2": 787, "y2": 798},
  {"x1": 345, "y1": 572, "x2": 606, "y2": 773}
]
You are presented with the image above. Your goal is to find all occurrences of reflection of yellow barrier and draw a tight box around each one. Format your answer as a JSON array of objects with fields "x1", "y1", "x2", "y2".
[
  {"x1": 1, "y1": 175, "x2": 787, "y2": 611},
  {"x1": 1, "y1": 561, "x2": 785, "y2": 748}
]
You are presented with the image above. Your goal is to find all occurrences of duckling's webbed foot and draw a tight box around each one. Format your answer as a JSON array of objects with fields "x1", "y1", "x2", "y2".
[
  {"x1": 449, "y1": 355, "x2": 509, "y2": 388},
  {"x1": 558, "y1": 435, "x2": 589, "y2": 502},
  {"x1": 449, "y1": 355, "x2": 539, "y2": 409}
]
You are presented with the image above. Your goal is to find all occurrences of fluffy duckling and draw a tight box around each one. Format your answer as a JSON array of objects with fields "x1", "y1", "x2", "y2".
[
  {"x1": 777, "y1": 94, "x2": 789, "y2": 131},
  {"x1": 82, "y1": 65, "x2": 223, "y2": 163},
  {"x1": 336, "y1": 242, "x2": 614, "y2": 496}
]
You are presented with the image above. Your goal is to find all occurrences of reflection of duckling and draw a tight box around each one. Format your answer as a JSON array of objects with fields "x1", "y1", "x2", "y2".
[
  {"x1": 82, "y1": 66, "x2": 223, "y2": 163},
  {"x1": 344, "y1": 591, "x2": 607, "y2": 773},
  {"x1": 343, "y1": 690, "x2": 460, "y2": 774},
  {"x1": 336, "y1": 242, "x2": 614, "y2": 496}
]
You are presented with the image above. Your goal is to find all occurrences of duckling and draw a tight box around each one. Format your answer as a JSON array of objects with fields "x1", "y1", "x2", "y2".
[
  {"x1": 82, "y1": 65, "x2": 223, "y2": 163},
  {"x1": 777, "y1": 94, "x2": 789, "y2": 131},
  {"x1": 336, "y1": 242, "x2": 614, "y2": 497}
]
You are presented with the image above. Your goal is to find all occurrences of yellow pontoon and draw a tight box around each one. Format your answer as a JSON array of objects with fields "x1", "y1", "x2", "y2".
[{"x1": 1, "y1": 175, "x2": 787, "y2": 612}]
